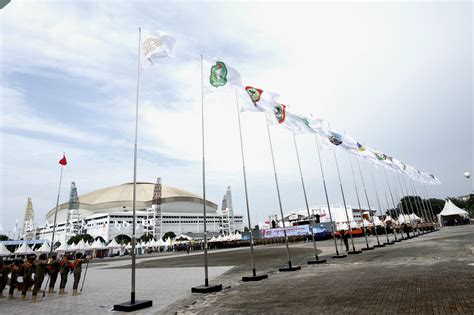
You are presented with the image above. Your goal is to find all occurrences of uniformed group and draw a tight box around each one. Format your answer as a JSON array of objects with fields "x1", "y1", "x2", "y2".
[{"x1": 0, "y1": 252, "x2": 88, "y2": 303}]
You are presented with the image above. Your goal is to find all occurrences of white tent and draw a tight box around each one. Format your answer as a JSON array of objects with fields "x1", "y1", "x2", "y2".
[
  {"x1": 56, "y1": 242, "x2": 70, "y2": 252},
  {"x1": 0, "y1": 243, "x2": 12, "y2": 256},
  {"x1": 107, "y1": 239, "x2": 122, "y2": 249},
  {"x1": 165, "y1": 237, "x2": 173, "y2": 246},
  {"x1": 439, "y1": 200, "x2": 469, "y2": 226},
  {"x1": 91, "y1": 239, "x2": 106, "y2": 250},
  {"x1": 349, "y1": 221, "x2": 359, "y2": 229},
  {"x1": 75, "y1": 240, "x2": 90, "y2": 252},
  {"x1": 362, "y1": 219, "x2": 371, "y2": 227},
  {"x1": 14, "y1": 243, "x2": 35, "y2": 255},
  {"x1": 373, "y1": 217, "x2": 384, "y2": 226},
  {"x1": 70, "y1": 242, "x2": 78, "y2": 251},
  {"x1": 398, "y1": 213, "x2": 422, "y2": 224},
  {"x1": 336, "y1": 223, "x2": 349, "y2": 230},
  {"x1": 35, "y1": 242, "x2": 51, "y2": 254}
]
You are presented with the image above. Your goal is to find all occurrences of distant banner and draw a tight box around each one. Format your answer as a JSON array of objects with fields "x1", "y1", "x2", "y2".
[{"x1": 262, "y1": 225, "x2": 309, "y2": 238}]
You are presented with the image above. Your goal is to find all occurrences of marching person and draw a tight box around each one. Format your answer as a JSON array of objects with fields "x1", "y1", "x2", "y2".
[
  {"x1": 340, "y1": 229, "x2": 349, "y2": 252},
  {"x1": 47, "y1": 254, "x2": 60, "y2": 294},
  {"x1": 71, "y1": 252, "x2": 88, "y2": 296},
  {"x1": 21, "y1": 255, "x2": 35, "y2": 300},
  {"x1": 0, "y1": 258, "x2": 9, "y2": 298},
  {"x1": 31, "y1": 253, "x2": 47, "y2": 303},
  {"x1": 58, "y1": 254, "x2": 72, "y2": 295},
  {"x1": 8, "y1": 260, "x2": 21, "y2": 300}
]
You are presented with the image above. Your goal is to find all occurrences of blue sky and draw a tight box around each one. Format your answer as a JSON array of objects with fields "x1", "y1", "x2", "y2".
[{"x1": 1, "y1": 1, "x2": 472, "y2": 234}]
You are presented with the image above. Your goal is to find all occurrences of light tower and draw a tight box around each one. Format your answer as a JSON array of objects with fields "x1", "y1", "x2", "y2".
[
  {"x1": 150, "y1": 177, "x2": 163, "y2": 239},
  {"x1": 21, "y1": 197, "x2": 35, "y2": 240},
  {"x1": 220, "y1": 186, "x2": 234, "y2": 234},
  {"x1": 66, "y1": 182, "x2": 82, "y2": 240}
]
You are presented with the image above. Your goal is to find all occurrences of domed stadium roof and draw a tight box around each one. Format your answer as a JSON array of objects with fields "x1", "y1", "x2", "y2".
[{"x1": 45, "y1": 182, "x2": 216, "y2": 222}]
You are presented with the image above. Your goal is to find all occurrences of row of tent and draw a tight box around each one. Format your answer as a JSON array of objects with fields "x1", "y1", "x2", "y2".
[{"x1": 333, "y1": 214, "x2": 423, "y2": 231}]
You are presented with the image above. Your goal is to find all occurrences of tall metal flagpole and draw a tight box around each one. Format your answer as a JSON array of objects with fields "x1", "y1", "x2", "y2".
[
  {"x1": 356, "y1": 158, "x2": 382, "y2": 247},
  {"x1": 191, "y1": 55, "x2": 222, "y2": 292},
  {"x1": 393, "y1": 173, "x2": 410, "y2": 239},
  {"x1": 347, "y1": 152, "x2": 371, "y2": 250},
  {"x1": 402, "y1": 175, "x2": 422, "y2": 235},
  {"x1": 314, "y1": 135, "x2": 347, "y2": 258},
  {"x1": 114, "y1": 27, "x2": 152, "y2": 312},
  {"x1": 389, "y1": 172, "x2": 405, "y2": 240},
  {"x1": 265, "y1": 117, "x2": 300, "y2": 271},
  {"x1": 408, "y1": 178, "x2": 427, "y2": 234},
  {"x1": 49, "y1": 164, "x2": 64, "y2": 254},
  {"x1": 332, "y1": 149, "x2": 361, "y2": 254},
  {"x1": 421, "y1": 183, "x2": 438, "y2": 230},
  {"x1": 382, "y1": 168, "x2": 400, "y2": 241},
  {"x1": 292, "y1": 132, "x2": 326, "y2": 264},
  {"x1": 235, "y1": 91, "x2": 268, "y2": 281},
  {"x1": 411, "y1": 180, "x2": 431, "y2": 232},
  {"x1": 417, "y1": 181, "x2": 434, "y2": 232},
  {"x1": 400, "y1": 174, "x2": 418, "y2": 236},
  {"x1": 369, "y1": 167, "x2": 393, "y2": 245}
]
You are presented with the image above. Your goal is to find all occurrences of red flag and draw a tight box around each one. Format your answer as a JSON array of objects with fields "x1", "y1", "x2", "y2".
[{"x1": 59, "y1": 154, "x2": 67, "y2": 166}]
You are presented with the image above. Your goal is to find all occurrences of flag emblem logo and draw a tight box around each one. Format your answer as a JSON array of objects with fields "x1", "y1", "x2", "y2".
[
  {"x1": 273, "y1": 103, "x2": 286, "y2": 124},
  {"x1": 328, "y1": 131, "x2": 342, "y2": 146},
  {"x1": 357, "y1": 143, "x2": 365, "y2": 152},
  {"x1": 245, "y1": 86, "x2": 263, "y2": 105},
  {"x1": 402, "y1": 162, "x2": 406, "y2": 171},
  {"x1": 210, "y1": 61, "x2": 228, "y2": 87},
  {"x1": 143, "y1": 37, "x2": 162, "y2": 57}
]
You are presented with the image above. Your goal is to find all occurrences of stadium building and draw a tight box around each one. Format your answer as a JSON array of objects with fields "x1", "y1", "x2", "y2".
[{"x1": 36, "y1": 181, "x2": 243, "y2": 243}]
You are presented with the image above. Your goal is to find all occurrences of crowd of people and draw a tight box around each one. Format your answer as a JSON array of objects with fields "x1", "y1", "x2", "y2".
[{"x1": 0, "y1": 252, "x2": 88, "y2": 302}]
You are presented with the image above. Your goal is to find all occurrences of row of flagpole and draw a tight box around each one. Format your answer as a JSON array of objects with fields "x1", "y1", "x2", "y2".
[{"x1": 44, "y1": 28, "x2": 441, "y2": 307}]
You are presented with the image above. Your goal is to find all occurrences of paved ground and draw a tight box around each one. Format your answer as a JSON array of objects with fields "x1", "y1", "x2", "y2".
[
  {"x1": 164, "y1": 225, "x2": 474, "y2": 315},
  {"x1": 1, "y1": 226, "x2": 472, "y2": 314}
]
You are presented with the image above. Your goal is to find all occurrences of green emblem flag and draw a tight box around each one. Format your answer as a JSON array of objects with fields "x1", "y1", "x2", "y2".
[
  {"x1": 239, "y1": 85, "x2": 279, "y2": 113},
  {"x1": 210, "y1": 61, "x2": 228, "y2": 87},
  {"x1": 203, "y1": 58, "x2": 242, "y2": 94}
]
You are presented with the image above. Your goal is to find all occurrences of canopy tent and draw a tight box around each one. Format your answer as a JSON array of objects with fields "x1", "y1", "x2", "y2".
[
  {"x1": 107, "y1": 239, "x2": 122, "y2": 249},
  {"x1": 398, "y1": 213, "x2": 422, "y2": 224},
  {"x1": 56, "y1": 242, "x2": 70, "y2": 252},
  {"x1": 349, "y1": 221, "x2": 360, "y2": 229},
  {"x1": 35, "y1": 242, "x2": 51, "y2": 254},
  {"x1": 14, "y1": 243, "x2": 35, "y2": 255},
  {"x1": 373, "y1": 216, "x2": 384, "y2": 227},
  {"x1": 91, "y1": 239, "x2": 106, "y2": 250},
  {"x1": 439, "y1": 200, "x2": 469, "y2": 226},
  {"x1": 336, "y1": 223, "x2": 349, "y2": 231},
  {"x1": 0, "y1": 243, "x2": 12, "y2": 256},
  {"x1": 75, "y1": 239, "x2": 90, "y2": 252},
  {"x1": 362, "y1": 219, "x2": 371, "y2": 227}
]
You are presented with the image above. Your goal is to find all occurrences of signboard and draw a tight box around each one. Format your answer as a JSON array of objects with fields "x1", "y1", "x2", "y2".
[{"x1": 262, "y1": 225, "x2": 309, "y2": 238}]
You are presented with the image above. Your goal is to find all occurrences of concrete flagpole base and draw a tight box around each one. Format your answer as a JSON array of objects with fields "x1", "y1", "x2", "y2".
[
  {"x1": 332, "y1": 254, "x2": 348, "y2": 259},
  {"x1": 279, "y1": 266, "x2": 301, "y2": 272},
  {"x1": 307, "y1": 259, "x2": 327, "y2": 264},
  {"x1": 384, "y1": 242, "x2": 395, "y2": 245},
  {"x1": 242, "y1": 275, "x2": 268, "y2": 282},
  {"x1": 191, "y1": 284, "x2": 223, "y2": 294},
  {"x1": 361, "y1": 247, "x2": 375, "y2": 251},
  {"x1": 113, "y1": 300, "x2": 153, "y2": 312},
  {"x1": 348, "y1": 250, "x2": 363, "y2": 255},
  {"x1": 373, "y1": 244, "x2": 385, "y2": 248}
]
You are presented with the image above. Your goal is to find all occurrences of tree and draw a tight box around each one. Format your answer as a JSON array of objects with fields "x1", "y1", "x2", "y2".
[
  {"x1": 450, "y1": 194, "x2": 474, "y2": 218},
  {"x1": 0, "y1": 234, "x2": 9, "y2": 241},
  {"x1": 162, "y1": 231, "x2": 176, "y2": 241},
  {"x1": 140, "y1": 234, "x2": 154, "y2": 242},
  {"x1": 67, "y1": 233, "x2": 94, "y2": 245},
  {"x1": 385, "y1": 196, "x2": 445, "y2": 218}
]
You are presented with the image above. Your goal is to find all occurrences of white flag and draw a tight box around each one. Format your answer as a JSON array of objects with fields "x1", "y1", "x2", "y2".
[
  {"x1": 140, "y1": 30, "x2": 176, "y2": 69},
  {"x1": 238, "y1": 85, "x2": 279, "y2": 112},
  {"x1": 202, "y1": 58, "x2": 242, "y2": 94}
]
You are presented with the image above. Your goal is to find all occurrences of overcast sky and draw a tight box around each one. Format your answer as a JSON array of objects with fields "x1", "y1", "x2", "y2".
[{"x1": 1, "y1": 1, "x2": 472, "y2": 234}]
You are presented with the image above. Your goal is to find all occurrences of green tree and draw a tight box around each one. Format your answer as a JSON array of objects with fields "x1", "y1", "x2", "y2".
[
  {"x1": 140, "y1": 234, "x2": 154, "y2": 242},
  {"x1": 67, "y1": 233, "x2": 94, "y2": 245},
  {"x1": 0, "y1": 234, "x2": 9, "y2": 241},
  {"x1": 161, "y1": 231, "x2": 176, "y2": 241},
  {"x1": 450, "y1": 194, "x2": 474, "y2": 218}
]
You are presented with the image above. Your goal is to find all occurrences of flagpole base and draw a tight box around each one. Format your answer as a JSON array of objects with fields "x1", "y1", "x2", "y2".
[
  {"x1": 348, "y1": 250, "x2": 362, "y2": 255},
  {"x1": 307, "y1": 259, "x2": 327, "y2": 264},
  {"x1": 332, "y1": 254, "x2": 348, "y2": 259},
  {"x1": 361, "y1": 247, "x2": 374, "y2": 251},
  {"x1": 191, "y1": 284, "x2": 222, "y2": 294},
  {"x1": 279, "y1": 265, "x2": 301, "y2": 272},
  {"x1": 384, "y1": 242, "x2": 395, "y2": 245},
  {"x1": 113, "y1": 300, "x2": 152, "y2": 312},
  {"x1": 373, "y1": 244, "x2": 385, "y2": 248},
  {"x1": 393, "y1": 239, "x2": 402, "y2": 242},
  {"x1": 242, "y1": 274, "x2": 268, "y2": 282}
]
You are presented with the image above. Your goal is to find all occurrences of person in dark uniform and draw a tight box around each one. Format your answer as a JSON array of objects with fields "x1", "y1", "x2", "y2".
[
  {"x1": 340, "y1": 229, "x2": 349, "y2": 251},
  {"x1": 58, "y1": 254, "x2": 71, "y2": 295},
  {"x1": 31, "y1": 254, "x2": 47, "y2": 303},
  {"x1": 21, "y1": 256, "x2": 35, "y2": 300},
  {"x1": 71, "y1": 252, "x2": 88, "y2": 296},
  {"x1": 0, "y1": 258, "x2": 9, "y2": 298},
  {"x1": 47, "y1": 254, "x2": 60, "y2": 294},
  {"x1": 8, "y1": 260, "x2": 21, "y2": 300}
]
